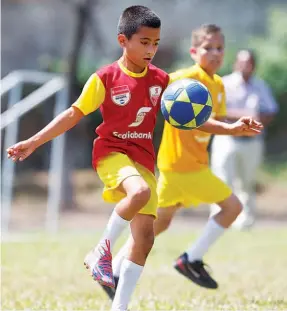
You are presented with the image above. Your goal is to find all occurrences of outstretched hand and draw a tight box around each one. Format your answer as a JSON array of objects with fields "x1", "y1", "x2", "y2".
[
  {"x1": 231, "y1": 116, "x2": 264, "y2": 136},
  {"x1": 7, "y1": 140, "x2": 37, "y2": 162}
]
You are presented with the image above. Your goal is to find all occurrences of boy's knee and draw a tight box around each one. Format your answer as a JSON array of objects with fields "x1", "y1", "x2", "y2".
[
  {"x1": 218, "y1": 194, "x2": 243, "y2": 219},
  {"x1": 155, "y1": 214, "x2": 172, "y2": 234},
  {"x1": 129, "y1": 185, "x2": 151, "y2": 207},
  {"x1": 164, "y1": 214, "x2": 174, "y2": 230},
  {"x1": 154, "y1": 206, "x2": 178, "y2": 235}
]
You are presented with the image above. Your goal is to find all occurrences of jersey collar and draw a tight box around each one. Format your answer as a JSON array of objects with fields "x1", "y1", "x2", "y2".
[
  {"x1": 118, "y1": 60, "x2": 148, "y2": 78},
  {"x1": 194, "y1": 63, "x2": 215, "y2": 82}
]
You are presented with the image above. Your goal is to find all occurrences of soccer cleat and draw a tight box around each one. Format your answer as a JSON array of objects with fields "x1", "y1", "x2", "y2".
[
  {"x1": 84, "y1": 239, "x2": 115, "y2": 288},
  {"x1": 99, "y1": 276, "x2": 119, "y2": 300},
  {"x1": 174, "y1": 253, "x2": 218, "y2": 289}
]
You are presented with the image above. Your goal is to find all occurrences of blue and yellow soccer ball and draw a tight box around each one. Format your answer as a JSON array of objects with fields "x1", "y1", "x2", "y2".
[{"x1": 161, "y1": 79, "x2": 212, "y2": 130}]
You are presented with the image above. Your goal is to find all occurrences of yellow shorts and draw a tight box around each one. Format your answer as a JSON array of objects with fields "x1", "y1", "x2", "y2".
[
  {"x1": 157, "y1": 168, "x2": 232, "y2": 208},
  {"x1": 96, "y1": 152, "x2": 157, "y2": 217}
]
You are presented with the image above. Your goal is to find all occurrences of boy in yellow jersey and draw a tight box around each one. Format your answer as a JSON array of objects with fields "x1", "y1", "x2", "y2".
[
  {"x1": 154, "y1": 24, "x2": 243, "y2": 290},
  {"x1": 99, "y1": 24, "x2": 263, "y2": 299}
]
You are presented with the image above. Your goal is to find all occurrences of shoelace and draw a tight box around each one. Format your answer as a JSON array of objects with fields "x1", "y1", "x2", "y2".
[
  {"x1": 97, "y1": 239, "x2": 113, "y2": 277},
  {"x1": 192, "y1": 260, "x2": 213, "y2": 278}
]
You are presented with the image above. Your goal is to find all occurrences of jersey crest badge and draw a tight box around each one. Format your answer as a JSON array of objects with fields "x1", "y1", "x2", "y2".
[
  {"x1": 149, "y1": 85, "x2": 162, "y2": 106},
  {"x1": 111, "y1": 85, "x2": 131, "y2": 106}
]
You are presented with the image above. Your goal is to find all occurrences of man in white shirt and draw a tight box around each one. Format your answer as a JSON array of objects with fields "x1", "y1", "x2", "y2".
[{"x1": 210, "y1": 49, "x2": 278, "y2": 229}]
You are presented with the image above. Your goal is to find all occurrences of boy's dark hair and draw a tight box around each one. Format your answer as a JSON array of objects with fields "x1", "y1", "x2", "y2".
[
  {"x1": 117, "y1": 5, "x2": 161, "y2": 39},
  {"x1": 191, "y1": 24, "x2": 223, "y2": 47}
]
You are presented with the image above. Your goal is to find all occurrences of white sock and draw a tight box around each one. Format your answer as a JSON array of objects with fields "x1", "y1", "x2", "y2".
[
  {"x1": 111, "y1": 259, "x2": 143, "y2": 311},
  {"x1": 113, "y1": 237, "x2": 131, "y2": 277},
  {"x1": 97, "y1": 209, "x2": 129, "y2": 251},
  {"x1": 186, "y1": 217, "x2": 225, "y2": 262}
]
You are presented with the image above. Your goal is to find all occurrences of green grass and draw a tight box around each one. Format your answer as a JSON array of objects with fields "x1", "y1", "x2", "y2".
[
  {"x1": 2, "y1": 228, "x2": 287, "y2": 310},
  {"x1": 261, "y1": 158, "x2": 287, "y2": 182}
]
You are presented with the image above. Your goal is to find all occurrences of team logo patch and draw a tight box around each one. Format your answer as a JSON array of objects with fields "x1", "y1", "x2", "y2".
[
  {"x1": 129, "y1": 107, "x2": 152, "y2": 127},
  {"x1": 149, "y1": 85, "x2": 162, "y2": 106},
  {"x1": 111, "y1": 85, "x2": 131, "y2": 106}
]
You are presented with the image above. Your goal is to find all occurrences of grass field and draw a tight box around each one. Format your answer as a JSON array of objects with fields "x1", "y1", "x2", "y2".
[{"x1": 2, "y1": 226, "x2": 287, "y2": 311}]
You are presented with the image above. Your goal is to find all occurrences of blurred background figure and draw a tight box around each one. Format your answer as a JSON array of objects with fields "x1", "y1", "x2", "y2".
[{"x1": 210, "y1": 49, "x2": 279, "y2": 230}]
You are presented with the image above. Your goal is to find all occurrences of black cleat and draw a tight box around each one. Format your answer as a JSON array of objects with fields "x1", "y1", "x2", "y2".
[
  {"x1": 174, "y1": 253, "x2": 218, "y2": 289},
  {"x1": 100, "y1": 276, "x2": 119, "y2": 300}
]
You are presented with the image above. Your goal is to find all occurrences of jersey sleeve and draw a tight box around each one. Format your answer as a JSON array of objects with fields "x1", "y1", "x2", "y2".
[
  {"x1": 168, "y1": 70, "x2": 185, "y2": 85},
  {"x1": 168, "y1": 67, "x2": 198, "y2": 85},
  {"x1": 72, "y1": 73, "x2": 105, "y2": 115}
]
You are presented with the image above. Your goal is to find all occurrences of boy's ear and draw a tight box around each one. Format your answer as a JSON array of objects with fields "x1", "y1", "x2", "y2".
[
  {"x1": 190, "y1": 47, "x2": 197, "y2": 56},
  {"x1": 118, "y1": 34, "x2": 127, "y2": 47},
  {"x1": 190, "y1": 47, "x2": 197, "y2": 60}
]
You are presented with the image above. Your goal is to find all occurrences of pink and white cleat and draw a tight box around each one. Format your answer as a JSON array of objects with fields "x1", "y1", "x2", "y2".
[{"x1": 84, "y1": 239, "x2": 115, "y2": 288}]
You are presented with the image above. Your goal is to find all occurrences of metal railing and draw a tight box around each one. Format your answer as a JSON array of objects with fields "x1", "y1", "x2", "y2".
[{"x1": 1, "y1": 70, "x2": 68, "y2": 234}]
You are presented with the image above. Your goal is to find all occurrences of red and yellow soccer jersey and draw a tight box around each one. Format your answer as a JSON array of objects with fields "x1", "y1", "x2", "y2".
[
  {"x1": 157, "y1": 64, "x2": 226, "y2": 172},
  {"x1": 73, "y1": 61, "x2": 169, "y2": 173}
]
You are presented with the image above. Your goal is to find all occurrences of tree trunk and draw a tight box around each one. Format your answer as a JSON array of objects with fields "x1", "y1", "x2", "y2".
[{"x1": 61, "y1": 0, "x2": 93, "y2": 210}]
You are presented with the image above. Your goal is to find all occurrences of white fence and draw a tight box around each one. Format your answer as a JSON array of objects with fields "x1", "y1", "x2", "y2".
[{"x1": 1, "y1": 70, "x2": 68, "y2": 234}]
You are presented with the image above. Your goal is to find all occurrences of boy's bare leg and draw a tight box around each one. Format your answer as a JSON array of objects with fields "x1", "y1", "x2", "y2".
[
  {"x1": 112, "y1": 205, "x2": 179, "y2": 278},
  {"x1": 84, "y1": 175, "x2": 151, "y2": 288},
  {"x1": 110, "y1": 194, "x2": 242, "y2": 294},
  {"x1": 154, "y1": 205, "x2": 180, "y2": 235},
  {"x1": 112, "y1": 214, "x2": 154, "y2": 311},
  {"x1": 175, "y1": 193, "x2": 242, "y2": 289},
  {"x1": 97, "y1": 205, "x2": 180, "y2": 300}
]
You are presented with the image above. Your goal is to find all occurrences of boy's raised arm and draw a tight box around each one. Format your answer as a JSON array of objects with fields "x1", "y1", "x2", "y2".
[
  {"x1": 7, "y1": 73, "x2": 105, "y2": 162},
  {"x1": 7, "y1": 106, "x2": 84, "y2": 162},
  {"x1": 198, "y1": 116, "x2": 263, "y2": 136}
]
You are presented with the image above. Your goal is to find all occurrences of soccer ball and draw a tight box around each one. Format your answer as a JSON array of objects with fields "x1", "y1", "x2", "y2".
[{"x1": 161, "y1": 78, "x2": 213, "y2": 130}]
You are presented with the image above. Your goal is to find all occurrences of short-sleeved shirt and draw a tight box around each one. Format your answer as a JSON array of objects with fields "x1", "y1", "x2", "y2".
[
  {"x1": 223, "y1": 72, "x2": 278, "y2": 140},
  {"x1": 157, "y1": 64, "x2": 226, "y2": 172},
  {"x1": 73, "y1": 60, "x2": 169, "y2": 173},
  {"x1": 223, "y1": 71, "x2": 278, "y2": 115}
]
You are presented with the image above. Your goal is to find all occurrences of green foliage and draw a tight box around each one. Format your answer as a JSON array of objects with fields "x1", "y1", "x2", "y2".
[
  {"x1": 221, "y1": 7, "x2": 287, "y2": 137},
  {"x1": 261, "y1": 159, "x2": 287, "y2": 182},
  {"x1": 250, "y1": 8, "x2": 287, "y2": 135}
]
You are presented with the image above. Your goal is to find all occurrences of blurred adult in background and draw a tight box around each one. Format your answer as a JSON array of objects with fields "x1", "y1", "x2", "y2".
[{"x1": 210, "y1": 49, "x2": 278, "y2": 229}]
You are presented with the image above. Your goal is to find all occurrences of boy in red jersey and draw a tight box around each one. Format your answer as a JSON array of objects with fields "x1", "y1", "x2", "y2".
[
  {"x1": 100, "y1": 24, "x2": 264, "y2": 301},
  {"x1": 7, "y1": 6, "x2": 169, "y2": 311}
]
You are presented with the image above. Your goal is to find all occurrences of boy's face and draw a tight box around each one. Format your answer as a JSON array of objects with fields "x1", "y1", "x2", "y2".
[
  {"x1": 118, "y1": 26, "x2": 160, "y2": 69},
  {"x1": 190, "y1": 31, "x2": 224, "y2": 75}
]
